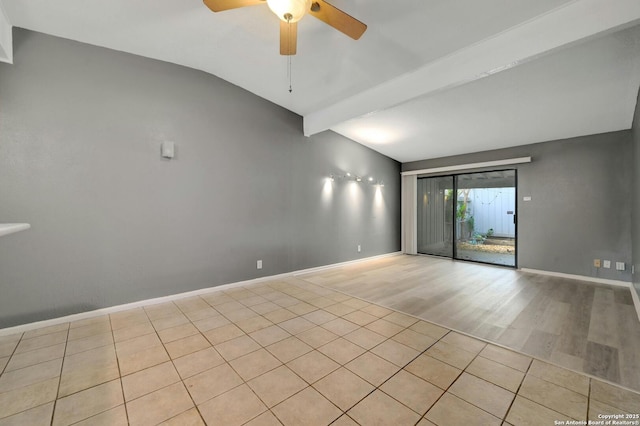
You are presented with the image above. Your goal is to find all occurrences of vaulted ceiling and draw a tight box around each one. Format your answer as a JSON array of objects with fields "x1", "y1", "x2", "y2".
[{"x1": 1, "y1": 0, "x2": 639, "y2": 162}]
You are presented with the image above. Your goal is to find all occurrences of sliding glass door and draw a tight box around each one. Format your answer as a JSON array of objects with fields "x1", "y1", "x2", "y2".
[
  {"x1": 454, "y1": 171, "x2": 516, "y2": 266},
  {"x1": 417, "y1": 170, "x2": 517, "y2": 267}
]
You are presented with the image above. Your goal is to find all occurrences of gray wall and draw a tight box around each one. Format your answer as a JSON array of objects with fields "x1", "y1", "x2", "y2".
[
  {"x1": 0, "y1": 29, "x2": 401, "y2": 328},
  {"x1": 632, "y1": 88, "x2": 640, "y2": 300},
  {"x1": 403, "y1": 131, "x2": 633, "y2": 282}
]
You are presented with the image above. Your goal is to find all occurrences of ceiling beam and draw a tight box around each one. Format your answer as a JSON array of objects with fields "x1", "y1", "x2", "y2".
[
  {"x1": 0, "y1": 0, "x2": 12, "y2": 64},
  {"x1": 303, "y1": 0, "x2": 640, "y2": 137}
]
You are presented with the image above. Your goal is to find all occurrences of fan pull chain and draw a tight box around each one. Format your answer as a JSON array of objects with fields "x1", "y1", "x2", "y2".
[
  {"x1": 287, "y1": 17, "x2": 293, "y2": 93},
  {"x1": 288, "y1": 54, "x2": 292, "y2": 93}
]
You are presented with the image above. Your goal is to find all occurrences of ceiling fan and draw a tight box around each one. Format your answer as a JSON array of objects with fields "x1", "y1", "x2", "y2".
[{"x1": 202, "y1": 0, "x2": 367, "y2": 55}]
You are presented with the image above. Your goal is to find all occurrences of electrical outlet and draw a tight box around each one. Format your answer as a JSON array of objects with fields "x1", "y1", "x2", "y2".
[
  {"x1": 616, "y1": 262, "x2": 625, "y2": 271},
  {"x1": 593, "y1": 259, "x2": 601, "y2": 268},
  {"x1": 357, "y1": 245, "x2": 361, "y2": 253},
  {"x1": 257, "y1": 260, "x2": 262, "y2": 270},
  {"x1": 603, "y1": 260, "x2": 611, "y2": 269}
]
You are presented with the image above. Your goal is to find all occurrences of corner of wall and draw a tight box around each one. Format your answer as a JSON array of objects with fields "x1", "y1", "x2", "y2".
[{"x1": 632, "y1": 85, "x2": 640, "y2": 320}]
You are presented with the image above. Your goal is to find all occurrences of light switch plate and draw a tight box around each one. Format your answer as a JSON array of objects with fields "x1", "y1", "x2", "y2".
[
  {"x1": 615, "y1": 262, "x2": 625, "y2": 271},
  {"x1": 603, "y1": 260, "x2": 611, "y2": 269}
]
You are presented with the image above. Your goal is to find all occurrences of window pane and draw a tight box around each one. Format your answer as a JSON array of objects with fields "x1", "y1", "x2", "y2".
[{"x1": 454, "y1": 170, "x2": 516, "y2": 267}]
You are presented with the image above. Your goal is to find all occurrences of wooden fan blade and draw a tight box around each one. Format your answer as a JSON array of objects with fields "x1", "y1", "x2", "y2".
[
  {"x1": 308, "y1": 1, "x2": 367, "y2": 40},
  {"x1": 202, "y1": 0, "x2": 265, "y2": 13},
  {"x1": 280, "y1": 21, "x2": 297, "y2": 55}
]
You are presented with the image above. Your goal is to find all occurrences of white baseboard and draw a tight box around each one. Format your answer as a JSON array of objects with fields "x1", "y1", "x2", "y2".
[
  {"x1": 519, "y1": 268, "x2": 631, "y2": 288},
  {"x1": 292, "y1": 251, "x2": 402, "y2": 276},
  {"x1": 0, "y1": 251, "x2": 402, "y2": 337}
]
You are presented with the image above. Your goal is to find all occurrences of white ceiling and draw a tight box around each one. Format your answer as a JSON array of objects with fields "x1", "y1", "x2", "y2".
[
  {"x1": 334, "y1": 25, "x2": 640, "y2": 162},
  {"x1": 1, "y1": 0, "x2": 640, "y2": 162}
]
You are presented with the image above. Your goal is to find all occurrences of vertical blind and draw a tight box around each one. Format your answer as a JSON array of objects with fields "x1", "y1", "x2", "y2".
[{"x1": 401, "y1": 175, "x2": 417, "y2": 254}]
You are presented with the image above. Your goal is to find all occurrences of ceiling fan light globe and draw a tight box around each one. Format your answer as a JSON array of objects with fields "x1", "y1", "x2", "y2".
[{"x1": 266, "y1": 0, "x2": 311, "y2": 23}]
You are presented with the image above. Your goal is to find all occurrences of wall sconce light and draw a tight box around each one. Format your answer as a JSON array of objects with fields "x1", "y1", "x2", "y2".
[
  {"x1": 327, "y1": 172, "x2": 383, "y2": 185},
  {"x1": 161, "y1": 141, "x2": 175, "y2": 159}
]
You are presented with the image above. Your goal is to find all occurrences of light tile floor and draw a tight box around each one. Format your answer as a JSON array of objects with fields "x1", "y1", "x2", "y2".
[{"x1": 1, "y1": 277, "x2": 639, "y2": 425}]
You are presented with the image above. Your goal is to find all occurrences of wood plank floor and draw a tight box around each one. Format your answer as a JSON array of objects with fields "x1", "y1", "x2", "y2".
[{"x1": 298, "y1": 254, "x2": 640, "y2": 391}]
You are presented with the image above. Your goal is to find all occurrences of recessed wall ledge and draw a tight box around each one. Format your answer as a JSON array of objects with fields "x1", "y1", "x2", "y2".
[{"x1": 0, "y1": 223, "x2": 31, "y2": 237}]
